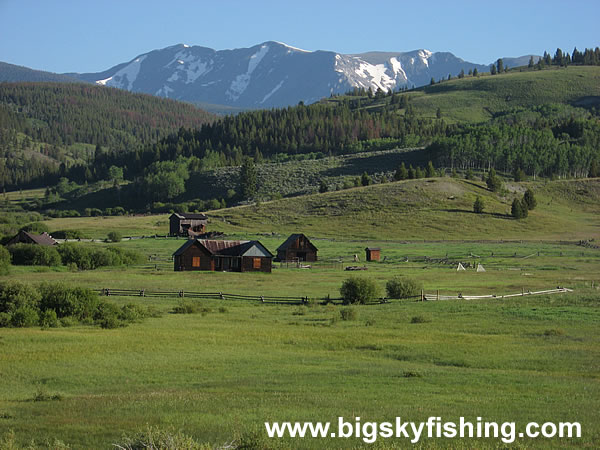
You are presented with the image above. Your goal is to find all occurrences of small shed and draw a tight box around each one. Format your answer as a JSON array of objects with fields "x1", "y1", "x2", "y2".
[
  {"x1": 169, "y1": 213, "x2": 208, "y2": 237},
  {"x1": 276, "y1": 234, "x2": 318, "y2": 262},
  {"x1": 365, "y1": 247, "x2": 381, "y2": 262},
  {"x1": 173, "y1": 239, "x2": 273, "y2": 273},
  {"x1": 6, "y1": 231, "x2": 57, "y2": 246}
]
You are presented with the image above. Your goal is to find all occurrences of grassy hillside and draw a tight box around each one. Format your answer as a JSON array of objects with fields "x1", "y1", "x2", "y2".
[
  {"x1": 326, "y1": 66, "x2": 600, "y2": 123},
  {"x1": 40, "y1": 177, "x2": 600, "y2": 241}
]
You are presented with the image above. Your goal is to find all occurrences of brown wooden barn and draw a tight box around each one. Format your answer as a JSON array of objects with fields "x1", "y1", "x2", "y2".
[
  {"x1": 6, "y1": 231, "x2": 57, "y2": 246},
  {"x1": 169, "y1": 213, "x2": 208, "y2": 237},
  {"x1": 365, "y1": 247, "x2": 381, "y2": 261},
  {"x1": 173, "y1": 239, "x2": 273, "y2": 273},
  {"x1": 276, "y1": 234, "x2": 318, "y2": 262}
]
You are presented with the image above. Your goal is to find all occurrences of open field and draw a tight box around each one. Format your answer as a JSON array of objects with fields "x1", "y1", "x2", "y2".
[{"x1": 1, "y1": 177, "x2": 599, "y2": 448}]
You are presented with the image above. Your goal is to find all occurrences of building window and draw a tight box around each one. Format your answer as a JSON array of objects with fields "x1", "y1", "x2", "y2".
[
  {"x1": 253, "y1": 258, "x2": 261, "y2": 269},
  {"x1": 192, "y1": 256, "x2": 201, "y2": 267}
]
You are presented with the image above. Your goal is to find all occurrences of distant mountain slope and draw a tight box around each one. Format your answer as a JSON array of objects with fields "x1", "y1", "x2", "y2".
[
  {"x1": 0, "y1": 82, "x2": 216, "y2": 149},
  {"x1": 69, "y1": 42, "x2": 496, "y2": 108},
  {"x1": 0, "y1": 61, "x2": 81, "y2": 83}
]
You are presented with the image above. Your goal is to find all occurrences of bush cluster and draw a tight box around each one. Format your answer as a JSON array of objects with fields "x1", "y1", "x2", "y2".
[
  {"x1": 340, "y1": 277, "x2": 382, "y2": 304},
  {"x1": 386, "y1": 277, "x2": 422, "y2": 299},
  {"x1": 57, "y1": 243, "x2": 144, "y2": 269},
  {"x1": 0, "y1": 281, "x2": 159, "y2": 329},
  {"x1": 7, "y1": 243, "x2": 144, "y2": 269},
  {"x1": 8, "y1": 243, "x2": 62, "y2": 266}
]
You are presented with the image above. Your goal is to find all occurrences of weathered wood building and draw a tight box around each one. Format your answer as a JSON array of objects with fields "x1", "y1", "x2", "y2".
[
  {"x1": 276, "y1": 234, "x2": 318, "y2": 262},
  {"x1": 169, "y1": 213, "x2": 208, "y2": 237},
  {"x1": 6, "y1": 231, "x2": 57, "y2": 246},
  {"x1": 365, "y1": 247, "x2": 381, "y2": 261},
  {"x1": 173, "y1": 239, "x2": 273, "y2": 273}
]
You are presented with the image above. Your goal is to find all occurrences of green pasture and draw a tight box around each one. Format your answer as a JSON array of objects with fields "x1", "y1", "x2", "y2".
[{"x1": 1, "y1": 177, "x2": 599, "y2": 448}]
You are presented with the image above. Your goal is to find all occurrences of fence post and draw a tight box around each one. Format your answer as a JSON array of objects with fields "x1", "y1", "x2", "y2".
[
  {"x1": 437, "y1": 289, "x2": 439, "y2": 301},
  {"x1": 421, "y1": 289, "x2": 424, "y2": 301}
]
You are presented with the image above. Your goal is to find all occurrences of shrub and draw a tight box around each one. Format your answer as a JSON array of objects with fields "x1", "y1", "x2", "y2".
[
  {"x1": 11, "y1": 306, "x2": 39, "y2": 327},
  {"x1": 340, "y1": 277, "x2": 381, "y2": 304},
  {"x1": 39, "y1": 283, "x2": 100, "y2": 320},
  {"x1": 386, "y1": 277, "x2": 422, "y2": 299},
  {"x1": 115, "y1": 426, "x2": 208, "y2": 450},
  {"x1": 51, "y1": 229, "x2": 90, "y2": 239},
  {"x1": 0, "y1": 312, "x2": 11, "y2": 327},
  {"x1": 173, "y1": 300, "x2": 200, "y2": 314},
  {"x1": 39, "y1": 309, "x2": 60, "y2": 328},
  {"x1": 0, "y1": 246, "x2": 10, "y2": 275},
  {"x1": 119, "y1": 304, "x2": 148, "y2": 323},
  {"x1": 20, "y1": 222, "x2": 50, "y2": 234},
  {"x1": 0, "y1": 280, "x2": 42, "y2": 314},
  {"x1": 94, "y1": 302, "x2": 123, "y2": 329},
  {"x1": 340, "y1": 307, "x2": 358, "y2": 321},
  {"x1": 107, "y1": 231, "x2": 122, "y2": 242},
  {"x1": 59, "y1": 316, "x2": 78, "y2": 327},
  {"x1": 106, "y1": 247, "x2": 145, "y2": 265},
  {"x1": 411, "y1": 315, "x2": 431, "y2": 324},
  {"x1": 8, "y1": 243, "x2": 62, "y2": 266}
]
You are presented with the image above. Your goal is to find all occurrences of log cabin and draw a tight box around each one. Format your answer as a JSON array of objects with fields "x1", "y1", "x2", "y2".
[
  {"x1": 169, "y1": 213, "x2": 208, "y2": 237},
  {"x1": 276, "y1": 233, "x2": 318, "y2": 262},
  {"x1": 173, "y1": 239, "x2": 273, "y2": 273}
]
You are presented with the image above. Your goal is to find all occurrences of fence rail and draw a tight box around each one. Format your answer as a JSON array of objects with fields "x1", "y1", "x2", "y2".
[
  {"x1": 97, "y1": 288, "x2": 320, "y2": 305},
  {"x1": 423, "y1": 287, "x2": 573, "y2": 301}
]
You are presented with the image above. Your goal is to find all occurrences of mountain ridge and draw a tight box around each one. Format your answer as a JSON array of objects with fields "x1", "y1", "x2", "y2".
[{"x1": 0, "y1": 42, "x2": 540, "y2": 110}]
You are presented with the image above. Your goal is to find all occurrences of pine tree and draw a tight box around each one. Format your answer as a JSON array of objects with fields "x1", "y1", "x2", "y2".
[
  {"x1": 496, "y1": 58, "x2": 504, "y2": 73},
  {"x1": 528, "y1": 56, "x2": 535, "y2": 68},
  {"x1": 239, "y1": 157, "x2": 257, "y2": 200},
  {"x1": 426, "y1": 161, "x2": 436, "y2": 178},
  {"x1": 486, "y1": 168, "x2": 502, "y2": 192},
  {"x1": 490, "y1": 64, "x2": 497, "y2": 75},
  {"x1": 473, "y1": 196, "x2": 484, "y2": 214},
  {"x1": 319, "y1": 180, "x2": 328, "y2": 193},
  {"x1": 472, "y1": 68, "x2": 478, "y2": 76},
  {"x1": 394, "y1": 162, "x2": 408, "y2": 180},
  {"x1": 523, "y1": 189, "x2": 537, "y2": 210},
  {"x1": 361, "y1": 172, "x2": 371, "y2": 186},
  {"x1": 511, "y1": 198, "x2": 524, "y2": 219}
]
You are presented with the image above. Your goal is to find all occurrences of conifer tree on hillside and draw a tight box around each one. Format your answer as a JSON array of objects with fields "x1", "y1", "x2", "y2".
[{"x1": 239, "y1": 157, "x2": 257, "y2": 200}]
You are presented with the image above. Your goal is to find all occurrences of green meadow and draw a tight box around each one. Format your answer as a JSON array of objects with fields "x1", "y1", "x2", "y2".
[{"x1": 1, "y1": 177, "x2": 599, "y2": 448}]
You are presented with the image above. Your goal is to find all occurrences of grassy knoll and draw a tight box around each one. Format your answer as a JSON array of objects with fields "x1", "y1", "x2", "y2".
[
  {"x1": 326, "y1": 66, "x2": 600, "y2": 123},
  {"x1": 40, "y1": 177, "x2": 600, "y2": 241}
]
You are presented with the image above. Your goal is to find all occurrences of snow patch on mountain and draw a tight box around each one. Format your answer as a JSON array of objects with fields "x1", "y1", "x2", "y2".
[
  {"x1": 274, "y1": 41, "x2": 311, "y2": 53},
  {"x1": 166, "y1": 50, "x2": 212, "y2": 84},
  {"x1": 96, "y1": 55, "x2": 147, "y2": 89},
  {"x1": 227, "y1": 44, "x2": 270, "y2": 101},
  {"x1": 261, "y1": 79, "x2": 285, "y2": 104}
]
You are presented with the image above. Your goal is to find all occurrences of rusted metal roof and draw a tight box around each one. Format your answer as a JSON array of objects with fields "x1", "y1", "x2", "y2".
[{"x1": 173, "y1": 239, "x2": 274, "y2": 258}]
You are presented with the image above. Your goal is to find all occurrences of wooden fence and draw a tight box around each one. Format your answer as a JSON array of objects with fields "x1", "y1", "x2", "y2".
[
  {"x1": 423, "y1": 287, "x2": 573, "y2": 301},
  {"x1": 96, "y1": 288, "x2": 393, "y2": 305}
]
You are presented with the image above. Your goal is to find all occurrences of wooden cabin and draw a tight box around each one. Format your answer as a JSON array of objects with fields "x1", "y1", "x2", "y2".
[
  {"x1": 6, "y1": 231, "x2": 57, "y2": 246},
  {"x1": 276, "y1": 234, "x2": 318, "y2": 262},
  {"x1": 169, "y1": 213, "x2": 208, "y2": 237},
  {"x1": 173, "y1": 239, "x2": 273, "y2": 273},
  {"x1": 365, "y1": 247, "x2": 381, "y2": 261}
]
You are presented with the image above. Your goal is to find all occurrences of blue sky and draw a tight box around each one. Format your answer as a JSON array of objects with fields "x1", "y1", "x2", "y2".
[{"x1": 1, "y1": 0, "x2": 598, "y2": 73}]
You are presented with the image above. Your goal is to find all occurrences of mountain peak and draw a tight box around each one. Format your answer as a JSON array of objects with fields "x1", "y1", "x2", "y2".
[{"x1": 68, "y1": 42, "x2": 491, "y2": 108}]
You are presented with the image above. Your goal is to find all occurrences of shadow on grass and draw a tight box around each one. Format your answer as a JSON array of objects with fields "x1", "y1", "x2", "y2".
[{"x1": 440, "y1": 208, "x2": 509, "y2": 219}]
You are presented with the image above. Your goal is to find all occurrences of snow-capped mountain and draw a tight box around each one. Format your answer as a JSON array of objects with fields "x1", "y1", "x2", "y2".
[{"x1": 70, "y1": 41, "x2": 491, "y2": 109}]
